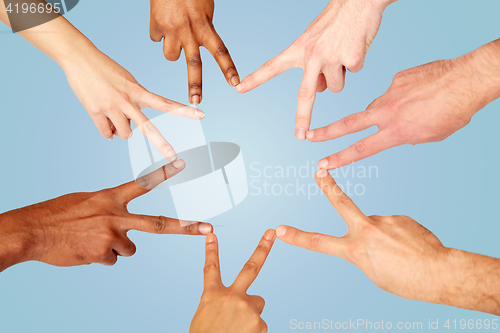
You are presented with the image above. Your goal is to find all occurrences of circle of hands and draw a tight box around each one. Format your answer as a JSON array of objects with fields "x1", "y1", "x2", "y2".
[{"x1": 1, "y1": 0, "x2": 500, "y2": 331}]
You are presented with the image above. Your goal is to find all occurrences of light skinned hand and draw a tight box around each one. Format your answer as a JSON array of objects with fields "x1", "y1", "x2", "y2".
[
  {"x1": 276, "y1": 169, "x2": 500, "y2": 315},
  {"x1": 0, "y1": 161, "x2": 213, "y2": 272},
  {"x1": 150, "y1": 0, "x2": 239, "y2": 105},
  {"x1": 62, "y1": 48, "x2": 204, "y2": 162},
  {"x1": 0, "y1": 2, "x2": 204, "y2": 162},
  {"x1": 236, "y1": 0, "x2": 395, "y2": 140},
  {"x1": 189, "y1": 230, "x2": 276, "y2": 333},
  {"x1": 309, "y1": 38, "x2": 500, "y2": 170}
]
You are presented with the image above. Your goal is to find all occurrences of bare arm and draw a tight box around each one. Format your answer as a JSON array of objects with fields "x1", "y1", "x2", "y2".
[
  {"x1": 0, "y1": 0, "x2": 203, "y2": 159},
  {"x1": 277, "y1": 170, "x2": 500, "y2": 315}
]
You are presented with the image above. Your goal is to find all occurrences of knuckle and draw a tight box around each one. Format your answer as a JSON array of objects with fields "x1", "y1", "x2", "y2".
[
  {"x1": 88, "y1": 107, "x2": 101, "y2": 117},
  {"x1": 298, "y1": 86, "x2": 315, "y2": 100},
  {"x1": 189, "y1": 82, "x2": 202, "y2": 90},
  {"x1": 224, "y1": 66, "x2": 236, "y2": 75},
  {"x1": 255, "y1": 244, "x2": 269, "y2": 255},
  {"x1": 342, "y1": 114, "x2": 359, "y2": 130},
  {"x1": 309, "y1": 233, "x2": 322, "y2": 249},
  {"x1": 144, "y1": 122, "x2": 158, "y2": 134},
  {"x1": 184, "y1": 223, "x2": 197, "y2": 234},
  {"x1": 242, "y1": 261, "x2": 260, "y2": 275},
  {"x1": 126, "y1": 241, "x2": 137, "y2": 256},
  {"x1": 153, "y1": 216, "x2": 167, "y2": 233},
  {"x1": 353, "y1": 140, "x2": 368, "y2": 156},
  {"x1": 215, "y1": 45, "x2": 229, "y2": 57},
  {"x1": 203, "y1": 261, "x2": 219, "y2": 274},
  {"x1": 188, "y1": 54, "x2": 202, "y2": 67},
  {"x1": 159, "y1": 142, "x2": 172, "y2": 152},
  {"x1": 345, "y1": 242, "x2": 366, "y2": 263},
  {"x1": 235, "y1": 297, "x2": 251, "y2": 310},
  {"x1": 136, "y1": 175, "x2": 151, "y2": 189},
  {"x1": 336, "y1": 195, "x2": 354, "y2": 209},
  {"x1": 263, "y1": 59, "x2": 276, "y2": 72}
]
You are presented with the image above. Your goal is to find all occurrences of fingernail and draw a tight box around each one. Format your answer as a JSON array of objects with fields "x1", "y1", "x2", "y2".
[
  {"x1": 296, "y1": 128, "x2": 306, "y2": 141},
  {"x1": 306, "y1": 131, "x2": 314, "y2": 141},
  {"x1": 230, "y1": 76, "x2": 240, "y2": 87},
  {"x1": 195, "y1": 109, "x2": 205, "y2": 119},
  {"x1": 199, "y1": 223, "x2": 213, "y2": 235},
  {"x1": 276, "y1": 226, "x2": 287, "y2": 238},
  {"x1": 107, "y1": 136, "x2": 113, "y2": 141},
  {"x1": 264, "y1": 229, "x2": 276, "y2": 241},
  {"x1": 172, "y1": 159, "x2": 185, "y2": 169},
  {"x1": 235, "y1": 81, "x2": 246, "y2": 92},
  {"x1": 317, "y1": 168, "x2": 328, "y2": 178},
  {"x1": 318, "y1": 159, "x2": 328, "y2": 169},
  {"x1": 166, "y1": 150, "x2": 178, "y2": 162},
  {"x1": 191, "y1": 95, "x2": 200, "y2": 105},
  {"x1": 206, "y1": 233, "x2": 216, "y2": 243},
  {"x1": 127, "y1": 132, "x2": 133, "y2": 139}
]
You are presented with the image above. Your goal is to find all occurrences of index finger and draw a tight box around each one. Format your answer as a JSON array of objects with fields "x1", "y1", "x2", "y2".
[
  {"x1": 315, "y1": 169, "x2": 366, "y2": 226},
  {"x1": 204, "y1": 233, "x2": 223, "y2": 290},
  {"x1": 235, "y1": 49, "x2": 295, "y2": 93},
  {"x1": 295, "y1": 64, "x2": 321, "y2": 140},
  {"x1": 113, "y1": 160, "x2": 186, "y2": 205},
  {"x1": 205, "y1": 31, "x2": 240, "y2": 87},
  {"x1": 128, "y1": 110, "x2": 178, "y2": 162},
  {"x1": 231, "y1": 229, "x2": 276, "y2": 293}
]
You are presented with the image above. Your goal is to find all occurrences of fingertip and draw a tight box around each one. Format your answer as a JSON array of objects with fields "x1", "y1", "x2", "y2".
[
  {"x1": 191, "y1": 95, "x2": 201, "y2": 105},
  {"x1": 198, "y1": 223, "x2": 213, "y2": 235},
  {"x1": 295, "y1": 128, "x2": 306, "y2": 141},
  {"x1": 235, "y1": 81, "x2": 246, "y2": 93},
  {"x1": 318, "y1": 159, "x2": 328, "y2": 169},
  {"x1": 195, "y1": 109, "x2": 205, "y2": 119},
  {"x1": 306, "y1": 130, "x2": 314, "y2": 141},
  {"x1": 166, "y1": 150, "x2": 178, "y2": 163},
  {"x1": 316, "y1": 168, "x2": 328, "y2": 179},
  {"x1": 172, "y1": 159, "x2": 185, "y2": 170},
  {"x1": 230, "y1": 75, "x2": 240, "y2": 87},
  {"x1": 264, "y1": 229, "x2": 276, "y2": 241},
  {"x1": 206, "y1": 233, "x2": 217, "y2": 244},
  {"x1": 276, "y1": 225, "x2": 287, "y2": 238}
]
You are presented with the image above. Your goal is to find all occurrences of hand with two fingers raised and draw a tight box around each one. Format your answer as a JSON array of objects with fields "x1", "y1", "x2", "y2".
[
  {"x1": 276, "y1": 169, "x2": 500, "y2": 315},
  {"x1": 150, "y1": 0, "x2": 239, "y2": 105},
  {"x1": 236, "y1": 0, "x2": 396, "y2": 140},
  {"x1": 0, "y1": 161, "x2": 212, "y2": 272},
  {"x1": 190, "y1": 230, "x2": 276, "y2": 333},
  {"x1": 308, "y1": 38, "x2": 500, "y2": 170}
]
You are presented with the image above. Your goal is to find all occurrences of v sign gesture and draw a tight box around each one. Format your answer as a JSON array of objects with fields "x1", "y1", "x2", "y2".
[
  {"x1": 190, "y1": 230, "x2": 276, "y2": 333},
  {"x1": 276, "y1": 169, "x2": 500, "y2": 315},
  {"x1": 0, "y1": 161, "x2": 213, "y2": 272}
]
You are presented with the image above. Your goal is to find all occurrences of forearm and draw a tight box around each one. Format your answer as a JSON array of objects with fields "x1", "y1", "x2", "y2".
[
  {"x1": 438, "y1": 249, "x2": 500, "y2": 315},
  {"x1": 0, "y1": 0, "x2": 98, "y2": 68},
  {"x1": 460, "y1": 38, "x2": 500, "y2": 112}
]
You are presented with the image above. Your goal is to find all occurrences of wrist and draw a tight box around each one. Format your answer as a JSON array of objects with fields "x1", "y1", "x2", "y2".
[
  {"x1": 369, "y1": 0, "x2": 396, "y2": 12},
  {"x1": 56, "y1": 35, "x2": 99, "y2": 72},
  {"x1": 0, "y1": 213, "x2": 32, "y2": 272}
]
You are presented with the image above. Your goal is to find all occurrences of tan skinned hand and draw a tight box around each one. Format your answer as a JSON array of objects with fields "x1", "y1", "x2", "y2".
[{"x1": 189, "y1": 230, "x2": 276, "y2": 333}]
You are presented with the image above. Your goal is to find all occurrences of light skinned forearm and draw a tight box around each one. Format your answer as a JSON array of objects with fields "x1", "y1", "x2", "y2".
[
  {"x1": 0, "y1": 0, "x2": 99, "y2": 69},
  {"x1": 438, "y1": 249, "x2": 500, "y2": 315}
]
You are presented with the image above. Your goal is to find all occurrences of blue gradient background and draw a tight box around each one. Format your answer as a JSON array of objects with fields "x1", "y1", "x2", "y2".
[{"x1": 1, "y1": 0, "x2": 499, "y2": 332}]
